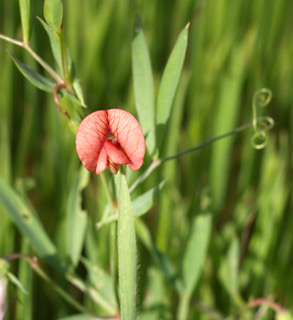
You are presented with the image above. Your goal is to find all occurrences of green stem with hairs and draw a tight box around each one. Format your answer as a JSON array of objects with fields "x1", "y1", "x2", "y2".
[{"x1": 117, "y1": 166, "x2": 137, "y2": 319}]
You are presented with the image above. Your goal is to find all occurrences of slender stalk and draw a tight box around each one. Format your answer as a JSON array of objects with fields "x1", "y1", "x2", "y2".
[
  {"x1": 5, "y1": 254, "x2": 119, "y2": 319},
  {"x1": 23, "y1": 44, "x2": 63, "y2": 83},
  {"x1": 5, "y1": 254, "x2": 89, "y2": 314},
  {"x1": 0, "y1": 34, "x2": 23, "y2": 46},
  {"x1": 0, "y1": 34, "x2": 63, "y2": 83},
  {"x1": 100, "y1": 172, "x2": 116, "y2": 212},
  {"x1": 129, "y1": 159, "x2": 161, "y2": 193},
  {"x1": 177, "y1": 293, "x2": 191, "y2": 320},
  {"x1": 161, "y1": 120, "x2": 255, "y2": 163},
  {"x1": 130, "y1": 118, "x2": 267, "y2": 192},
  {"x1": 117, "y1": 167, "x2": 137, "y2": 319}
]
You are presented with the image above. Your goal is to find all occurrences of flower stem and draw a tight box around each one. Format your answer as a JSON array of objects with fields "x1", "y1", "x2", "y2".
[
  {"x1": 117, "y1": 167, "x2": 137, "y2": 319},
  {"x1": 177, "y1": 293, "x2": 191, "y2": 320}
]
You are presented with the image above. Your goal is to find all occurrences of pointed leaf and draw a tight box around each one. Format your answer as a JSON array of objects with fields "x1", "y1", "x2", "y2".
[
  {"x1": 44, "y1": 0, "x2": 63, "y2": 33},
  {"x1": 73, "y1": 79, "x2": 86, "y2": 107},
  {"x1": 9, "y1": 53, "x2": 55, "y2": 92},
  {"x1": 132, "y1": 14, "x2": 156, "y2": 157},
  {"x1": 156, "y1": 23, "x2": 189, "y2": 151},
  {"x1": 80, "y1": 258, "x2": 117, "y2": 311},
  {"x1": 97, "y1": 181, "x2": 165, "y2": 227},
  {"x1": 0, "y1": 177, "x2": 59, "y2": 269},
  {"x1": 66, "y1": 167, "x2": 89, "y2": 269},
  {"x1": 19, "y1": 0, "x2": 32, "y2": 43},
  {"x1": 38, "y1": 17, "x2": 62, "y2": 71},
  {"x1": 182, "y1": 213, "x2": 212, "y2": 294},
  {"x1": 219, "y1": 236, "x2": 243, "y2": 306},
  {"x1": 6, "y1": 272, "x2": 28, "y2": 294}
]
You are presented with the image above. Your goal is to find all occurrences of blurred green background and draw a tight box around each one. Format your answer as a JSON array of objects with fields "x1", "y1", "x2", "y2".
[{"x1": 0, "y1": 0, "x2": 292, "y2": 319}]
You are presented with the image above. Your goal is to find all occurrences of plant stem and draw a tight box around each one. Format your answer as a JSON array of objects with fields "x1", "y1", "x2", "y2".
[
  {"x1": 23, "y1": 44, "x2": 63, "y2": 83},
  {"x1": 177, "y1": 293, "x2": 191, "y2": 320},
  {"x1": 130, "y1": 118, "x2": 266, "y2": 192},
  {"x1": 33, "y1": 266, "x2": 90, "y2": 314},
  {"x1": 0, "y1": 33, "x2": 63, "y2": 83},
  {"x1": 161, "y1": 119, "x2": 255, "y2": 163},
  {"x1": 100, "y1": 172, "x2": 116, "y2": 212},
  {"x1": 117, "y1": 167, "x2": 137, "y2": 319},
  {"x1": 0, "y1": 34, "x2": 23, "y2": 46}
]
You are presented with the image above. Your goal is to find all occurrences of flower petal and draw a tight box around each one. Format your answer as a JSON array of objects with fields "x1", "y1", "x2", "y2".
[
  {"x1": 107, "y1": 109, "x2": 145, "y2": 170},
  {"x1": 76, "y1": 110, "x2": 109, "y2": 172},
  {"x1": 104, "y1": 140, "x2": 129, "y2": 164},
  {"x1": 96, "y1": 147, "x2": 108, "y2": 175}
]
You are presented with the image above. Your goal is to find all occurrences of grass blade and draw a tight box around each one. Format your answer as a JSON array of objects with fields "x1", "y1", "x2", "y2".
[
  {"x1": 132, "y1": 14, "x2": 156, "y2": 157},
  {"x1": 66, "y1": 167, "x2": 89, "y2": 270},
  {"x1": 97, "y1": 181, "x2": 165, "y2": 227},
  {"x1": 181, "y1": 213, "x2": 212, "y2": 294},
  {"x1": 0, "y1": 177, "x2": 59, "y2": 269},
  {"x1": 19, "y1": 0, "x2": 32, "y2": 43},
  {"x1": 156, "y1": 23, "x2": 189, "y2": 152},
  {"x1": 43, "y1": 0, "x2": 63, "y2": 33}
]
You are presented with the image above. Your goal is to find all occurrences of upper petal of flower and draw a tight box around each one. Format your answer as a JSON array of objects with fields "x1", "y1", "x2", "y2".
[
  {"x1": 108, "y1": 109, "x2": 145, "y2": 170},
  {"x1": 76, "y1": 110, "x2": 109, "y2": 172}
]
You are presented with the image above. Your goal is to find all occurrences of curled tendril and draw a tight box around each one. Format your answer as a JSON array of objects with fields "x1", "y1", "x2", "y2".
[{"x1": 251, "y1": 89, "x2": 274, "y2": 149}]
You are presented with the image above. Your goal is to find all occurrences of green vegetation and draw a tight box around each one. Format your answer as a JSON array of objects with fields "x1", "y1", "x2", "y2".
[{"x1": 0, "y1": 0, "x2": 292, "y2": 319}]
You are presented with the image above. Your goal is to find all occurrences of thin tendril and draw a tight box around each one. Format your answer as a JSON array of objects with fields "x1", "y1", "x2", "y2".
[{"x1": 251, "y1": 88, "x2": 274, "y2": 149}]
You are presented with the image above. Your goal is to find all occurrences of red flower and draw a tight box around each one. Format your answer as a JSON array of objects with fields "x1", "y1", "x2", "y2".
[{"x1": 76, "y1": 109, "x2": 146, "y2": 174}]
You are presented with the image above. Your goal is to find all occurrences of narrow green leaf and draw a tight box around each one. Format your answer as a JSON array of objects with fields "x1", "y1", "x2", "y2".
[
  {"x1": 97, "y1": 181, "x2": 165, "y2": 227},
  {"x1": 66, "y1": 273, "x2": 116, "y2": 314},
  {"x1": 117, "y1": 168, "x2": 136, "y2": 320},
  {"x1": 219, "y1": 236, "x2": 243, "y2": 306},
  {"x1": 7, "y1": 272, "x2": 28, "y2": 294},
  {"x1": 73, "y1": 79, "x2": 86, "y2": 107},
  {"x1": 132, "y1": 14, "x2": 156, "y2": 157},
  {"x1": 156, "y1": 23, "x2": 189, "y2": 152},
  {"x1": 135, "y1": 219, "x2": 182, "y2": 293},
  {"x1": 80, "y1": 257, "x2": 118, "y2": 311},
  {"x1": 66, "y1": 167, "x2": 89, "y2": 269},
  {"x1": 0, "y1": 177, "x2": 59, "y2": 268},
  {"x1": 38, "y1": 17, "x2": 62, "y2": 71},
  {"x1": 38, "y1": 17, "x2": 76, "y2": 83},
  {"x1": 9, "y1": 53, "x2": 55, "y2": 92},
  {"x1": 182, "y1": 213, "x2": 212, "y2": 294},
  {"x1": 19, "y1": 0, "x2": 32, "y2": 43},
  {"x1": 44, "y1": 0, "x2": 63, "y2": 33}
]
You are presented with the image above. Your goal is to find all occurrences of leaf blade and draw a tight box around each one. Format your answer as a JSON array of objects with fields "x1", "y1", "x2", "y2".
[
  {"x1": 19, "y1": 0, "x2": 32, "y2": 43},
  {"x1": 9, "y1": 53, "x2": 55, "y2": 92},
  {"x1": 182, "y1": 213, "x2": 212, "y2": 294},
  {"x1": 43, "y1": 0, "x2": 63, "y2": 33},
  {"x1": 66, "y1": 167, "x2": 89, "y2": 269},
  {"x1": 156, "y1": 23, "x2": 189, "y2": 152},
  {"x1": 97, "y1": 181, "x2": 165, "y2": 227},
  {"x1": 0, "y1": 178, "x2": 59, "y2": 269},
  {"x1": 132, "y1": 14, "x2": 156, "y2": 157}
]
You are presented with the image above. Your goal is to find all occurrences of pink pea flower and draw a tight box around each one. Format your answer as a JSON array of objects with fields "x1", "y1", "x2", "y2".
[{"x1": 76, "y1": 109, "x2": 146, "y2": 175}]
